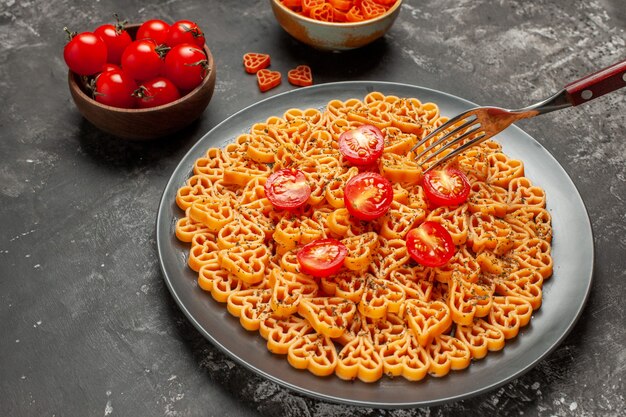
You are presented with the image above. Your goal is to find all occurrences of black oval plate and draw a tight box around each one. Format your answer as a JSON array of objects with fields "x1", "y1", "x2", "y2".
[{"x1": 156, "y1": 81, "x2": 594, "y2": 408}]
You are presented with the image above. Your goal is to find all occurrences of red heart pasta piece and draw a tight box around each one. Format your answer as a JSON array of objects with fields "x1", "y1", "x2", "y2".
[
  {"x1": 287, "y1": 65, "x2": 313, "y2": 87},
  {"x1": 256, "y1": 69, "x2": 282, "y2": 92},
  {"x1": 243, "y1": 52, "x2": 271, "y2": 74}
]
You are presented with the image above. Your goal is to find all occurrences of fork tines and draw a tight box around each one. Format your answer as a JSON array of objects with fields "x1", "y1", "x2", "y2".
[{"x1": 411, "y1": 109, "x2": 487, "y2": 172}]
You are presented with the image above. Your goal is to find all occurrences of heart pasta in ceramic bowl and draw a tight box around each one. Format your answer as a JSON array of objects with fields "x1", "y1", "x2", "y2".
[{"x1": 269, "y1": 0, "x2": 403, "y2": 51}]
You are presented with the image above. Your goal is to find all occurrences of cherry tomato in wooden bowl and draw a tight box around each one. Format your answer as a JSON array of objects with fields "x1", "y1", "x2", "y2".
[
  {"x1": 344, "y1": 172, "x2": 393, "y2": 221},
  {"x1": 405, "y1": 221, "x2": 455, "y2": 267},
  {"x1": 297, "y1": 238, "x2": 348, "y2": 278},
  {"x1": 67, "y1": 23, "x2": 216, "y2": 140}
]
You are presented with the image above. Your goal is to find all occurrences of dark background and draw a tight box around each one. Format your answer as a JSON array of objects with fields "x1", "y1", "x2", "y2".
[{"x1": 1, "y1": 0, "x2": 625, "y2": 416}]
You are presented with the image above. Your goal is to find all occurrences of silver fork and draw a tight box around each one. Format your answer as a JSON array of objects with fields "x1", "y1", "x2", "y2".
[{"x1": 413, "y1": 58, "x2": 626, "y2": 171}]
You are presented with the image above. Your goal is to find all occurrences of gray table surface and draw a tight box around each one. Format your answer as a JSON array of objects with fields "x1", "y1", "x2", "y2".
[{"x1": 1, "y1": 1, "x2": 625, "y2": 416}]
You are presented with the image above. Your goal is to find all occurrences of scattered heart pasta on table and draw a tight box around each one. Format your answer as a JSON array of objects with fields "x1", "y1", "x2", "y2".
[
  {"x1": 174, "y1": 91, "x2": 553, "y2": 383},
  {"x1": 243, "y1": 52, "x2": 271, "y2": 74},
  {"x1": 288, "y1": 65, "x2": 313, "y2": 87},
  {"x1": 256, "y1": 69, "x2": 283, "y2": 92}
]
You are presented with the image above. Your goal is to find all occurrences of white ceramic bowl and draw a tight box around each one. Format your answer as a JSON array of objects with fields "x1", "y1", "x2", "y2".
[{"x1": 269, "y1": 0, "x2": 403, "y2": 51}]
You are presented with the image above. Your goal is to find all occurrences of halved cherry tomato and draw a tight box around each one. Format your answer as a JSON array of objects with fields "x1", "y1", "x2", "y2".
[
  {"x1": 406, "y1": 221, "x2": 455, "y2": 267},
  {"x1": 264, "y1": 169, "x2": 311, "y2": 211},
  {"x1": 343, "y1": 172, "x2": 393, "y2": 221},
  {"x1": 422, "y1": 166, "x2": 470, "y2": 207},
  {"x1": 297, "y1": 238, "x2": 347, "y2": 277},
  {"x1": 338, "y1": 124, "x2": 384, "y2": 166}
]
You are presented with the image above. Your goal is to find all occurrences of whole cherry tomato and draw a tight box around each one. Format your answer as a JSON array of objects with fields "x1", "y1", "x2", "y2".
[
  {"x1": 338, "y1": 124, "x2": 385, "y2": 166},
  {"x1": 63, "y1": 30, "x2": 108, "y2": 76},
  {"x1": 297, "y1": 238, "x2": 348, "y2": 278},
  {"x1": 405, "y1": 221, "x2": 455, "y2": 267},
  {"x1": 165, "y1": 20, "x2": 205, "y2": 48},
  {"x1": 93, "y1": 69, "x2": 137, "y2": 109},
  {"x1": 121, "y1": 39, "x2": 165, "y2": 82},
  {"x1": 134, "y1": 77, "x2": 181, "y2": 108},
  {"x1": 136, "y1": 19, "x2": 170, "y2": 45},
  {"x1": 93, "y1": 21, "x2": 132, "y2": 65},
  {"x1": 101, "y1": 63, "x2": 122, "y2": 73},
  {"x1": 163, "y1": 43, "x2": 208, "y2": 92}
]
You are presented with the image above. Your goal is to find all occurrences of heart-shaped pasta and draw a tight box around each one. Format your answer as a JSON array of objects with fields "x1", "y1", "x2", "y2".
[
  {"x1": 297, "y1": 297, "x2": 357, "y2": 339},
  {"x1": 488, "y1": 296, "x2": 534, "y2": 339},
  {"x1": 427, "y1": 334, "x2": 472, "y2": 377},
  {"x1": 227, "y1": 289, "x2": 273, "y2": 331},
  {"x1": 455, "y1": 318, "x2": 506, "y2": 360},
  {"x1": 188, "y1": 233, "x2": 219, "y2": 272},
  {"x1": 403, "y1": 299, "x2": 452, "y2": 347},
  {"x1": 198, "y1": 263, "x2": 245, "y2": 303},
  {"x1": 219, "y1": 243, "x2": 270, "y2": 284},
  {"x1": 487, "y1": 152, "x2": 525, "y2": 188},
  {"x1": 378, "y1": 332, "x2": 431, "y2": 381},
  {"x1": 260, "y1": 315, "x2": 313, "y2": 355},
  {"x1": 175, "y1": 207, "x2": 212, "y2": 243},
  {"x1": 269, "y1": 269, "x2": 318, "y2": 317},
  {"x1": 448, "y1": 277, "x2": 494, "y2": 326},
  {"x1": 287, "y1": 333, "x2": 338, "y2": 377},
  {"x1": 494, "y1": 267, "x2": 544, "y2": 310},
  {"x1": 358, "y1": 276, "x2": 406, "y2": 319},
  {"x1": 467, "y1": 181, "x2": 509, "y2": 218},
  {"x1": 336, "y1": 335, "x2": 384, "y2": 382},
  {"x1": 511, "y1": 237, "x2": 553, "y2": 279}
]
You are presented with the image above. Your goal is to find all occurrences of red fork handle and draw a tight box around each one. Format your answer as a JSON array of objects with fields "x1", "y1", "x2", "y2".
[{"x1": 564, "y1": 58, "x2": 626, "y2": 106}]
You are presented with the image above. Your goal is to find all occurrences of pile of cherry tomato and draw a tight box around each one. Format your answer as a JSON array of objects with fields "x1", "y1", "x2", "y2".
[{"x1": 63, "y1": 17, "x2": 209, "y2": 109}]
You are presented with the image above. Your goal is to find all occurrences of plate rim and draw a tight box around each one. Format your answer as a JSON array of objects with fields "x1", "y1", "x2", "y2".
[{"x1": 156, "y1": 80, "x2": 595, "y2": 408}]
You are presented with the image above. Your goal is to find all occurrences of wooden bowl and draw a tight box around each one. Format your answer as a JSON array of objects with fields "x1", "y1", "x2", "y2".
[
  {"x1": 68, "y1": 24, "x2": 216, "y2": 140},
  {"x1": 269, "y1": 0, "x2": 402, "y2": 51}
]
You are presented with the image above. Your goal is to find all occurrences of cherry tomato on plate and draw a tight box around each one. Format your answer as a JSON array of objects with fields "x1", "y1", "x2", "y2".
[
  {"x1": 134, "y1": 77, "x2": 181, "y2": 109},
  {"x1": 93, "y1": 69, "x2": 137, "y2": 108},
  {"x1": 422, "y1": 166, "x2": 470, "y2": 207},
  {"x1": 136, "y1": 19, "x2": 170, "y2": 45},
  {"x1": 405, "y1": 221, "x2": 455, "y2": 267},
  {"x1": 93, "y1": 22, "x2": 132, "y2": 65},
  {"x1": 343, "y1": 172, "x2": 393, "y2": 221},
  {"x1": 163, "y1": 43, "x2": 208, "y2": 92},
  {"x1": 63, "y1": 31, "x2": 108, "y2": 76},
  {"x1": 121, "y1": 39, "x2": 166, "y2": 82},
  {"x1": 338, "y1": 124, "x2": 384, "y2": 166},
  {"x1": 264, "y1": 169, "x2": 311, "y2": 211},
  {"x1": 297, "y1": 238, "x2": 348, "y2": 278},
  {"x1": 165, "y1": 20, "x2": 205, "y2": 48}
]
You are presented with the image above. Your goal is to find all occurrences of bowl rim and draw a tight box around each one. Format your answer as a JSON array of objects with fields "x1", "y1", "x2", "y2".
[
  {"x1": 68, "y1": 34, "x2": 215, "y2": 114},
  {"x1": 271, "y1": 0, "x2": 403, "y2": 28}
]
